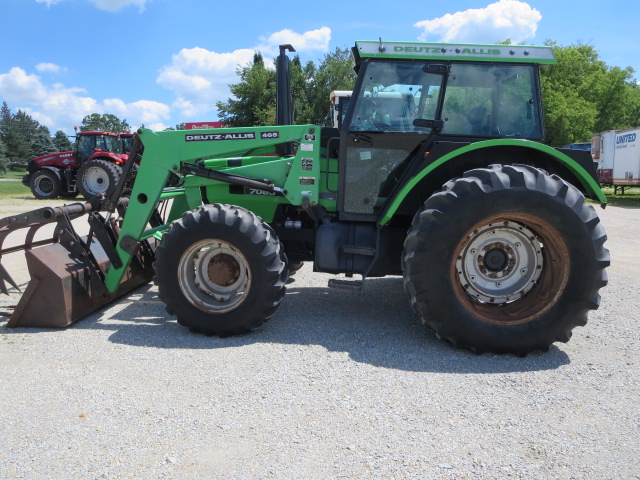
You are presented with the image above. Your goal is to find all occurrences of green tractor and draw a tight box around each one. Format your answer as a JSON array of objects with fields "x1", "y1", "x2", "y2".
[{"x1": 0, "y1": 41, "x2": 609, "y2": 355}]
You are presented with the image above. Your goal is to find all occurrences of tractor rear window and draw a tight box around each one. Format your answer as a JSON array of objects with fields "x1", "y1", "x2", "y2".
[{"x1": 441, "y1": 64, "x2": 542, "y2": 138}]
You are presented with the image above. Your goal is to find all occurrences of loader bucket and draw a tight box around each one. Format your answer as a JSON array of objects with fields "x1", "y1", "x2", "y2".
[
  {"x1": 6, "y1": 241, "x2": 153, "y2": 328},
  {"x1": 1, "y1": 199, "x2": 155, "y2": 329}
]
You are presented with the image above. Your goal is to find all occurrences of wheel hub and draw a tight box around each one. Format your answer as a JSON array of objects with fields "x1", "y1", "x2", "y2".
[
  {"x1": 36, "y1": 178, "x2": 53, "y2": 195},
  {"x1": 178, "y1": 240, "x2": 251, "y2": 312},
  {"x1": 207, "y1": 254, "x2": 241, "y2": 288},
  {"x1": 483, "y1": 246, "x2": 509, "y2": 272},
  {"x1": 83, "y1": 167, "x2": 108, "y2": 194},
  {"x1": 456, "y1": 221, "x2": 543, "y2": 304}
]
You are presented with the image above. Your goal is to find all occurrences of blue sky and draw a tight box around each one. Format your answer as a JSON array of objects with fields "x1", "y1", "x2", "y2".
[{"x1": 0, "y1": 0, "x2": 638, "y2": 135}]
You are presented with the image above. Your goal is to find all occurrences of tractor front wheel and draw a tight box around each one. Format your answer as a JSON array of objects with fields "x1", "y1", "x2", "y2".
[
  {"x1": 402, "y1": 164, "x2": 609, "y2": 355},
  {"x1": 77, "y1": 159, "x2": 122, "y2": 199},
  {"x1": 30, "y1": 169, "x2": 61, "y2": 199},
  {"x1": 154, "y1": 204, "x2": 288, "y2": 336}
]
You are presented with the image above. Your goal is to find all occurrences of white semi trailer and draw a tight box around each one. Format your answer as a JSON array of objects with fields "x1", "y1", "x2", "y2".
[{"x1": 592, "y1": 126, "x2": 640, "y2": 193}]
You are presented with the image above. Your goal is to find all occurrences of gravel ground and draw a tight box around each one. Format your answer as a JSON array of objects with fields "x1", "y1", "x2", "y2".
[{"x1": 0, "y1": 201, "x2": 638, "y2": 480}]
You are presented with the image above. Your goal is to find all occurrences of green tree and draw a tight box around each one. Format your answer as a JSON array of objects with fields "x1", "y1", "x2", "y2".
[
  {"x1": 53, "y1": 130, "x2": 74, "y2": 151},
  {"x1": 217, "y1": 53, "x2": 276, "y2": 127},
  {"x1": 297, "y1": 47, "x2": 357, "y2": 125},
  {"x1": 217, "y1": 47, "x2": 357, "y2": 127},
  {"x1": 0, "y1": 139, "x2": 9, "y2": 175},
  {"x1": 6, "y1": 110, "x2": 38, "y2": 163},
  {"x1": 0, "y1": 102, "x2": 11, "y2": 139},
  {"x1": 0, "y1": 102, "x2": 24, "y2": 162},
  {"x1": 80, "y1": 113, "x2": 130, "y2": 133},
  {"x1": 541, "y1": 42, "x2": 639, "y2": 146},
  {"x1": 31, "y1": 125, "x2": 57, "y2": 158}
]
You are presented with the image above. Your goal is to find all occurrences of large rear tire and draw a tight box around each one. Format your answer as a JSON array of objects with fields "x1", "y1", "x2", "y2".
[
  {"x1": 154, "y1": 204, "x2": 288, "y2": 336},
  {"x1": 30, "y1": 169, "x2": 61, "y2": 199},
  {"x1": 77, "y1": 159, "x2": 122, "y2": 199},
  {"x1": 402, "y1": 164, "x2": 609, "y2": 355}
]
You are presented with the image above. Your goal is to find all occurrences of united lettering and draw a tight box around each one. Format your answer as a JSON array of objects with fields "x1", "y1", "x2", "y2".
[{"x1": 617, "y1": 133, "x2": 637, "y2": 144}]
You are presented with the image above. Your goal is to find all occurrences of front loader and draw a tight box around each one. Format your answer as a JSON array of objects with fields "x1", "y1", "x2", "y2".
[{"x1": 0, "y1": 41, "x2": 610, "y2": 355}]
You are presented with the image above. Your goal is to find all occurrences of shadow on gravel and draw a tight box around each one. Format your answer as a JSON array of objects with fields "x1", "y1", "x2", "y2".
[{"x1": 1, "y1": 277, "x2": 571, "y2": 374}]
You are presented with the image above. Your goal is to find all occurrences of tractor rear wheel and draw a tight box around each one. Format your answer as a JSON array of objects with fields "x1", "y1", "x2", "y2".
[
  {"x1": 154, "y1": 204, "x2": 288, "y2": 336},
  {"x1": 402, "y1": 164, "x2": 609, "y2": 355},
  {"x1": 30, "y1": 169, "x2": 61, "y2": 199},
  {"x1": 77, "y1": 159, "x2": 122, "y2": 199}
]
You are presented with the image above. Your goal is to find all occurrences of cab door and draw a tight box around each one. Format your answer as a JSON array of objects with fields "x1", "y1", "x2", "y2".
[{"x1": 339, "y1": 60, "x2": 446, "y2": 219}]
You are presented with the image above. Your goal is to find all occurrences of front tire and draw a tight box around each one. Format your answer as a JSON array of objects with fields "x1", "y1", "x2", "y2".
[
  {"x1": 77, "y1": 159, "x2": 122, "y2": 199},
  {"x1": 30, "y1": 169, "x2": 61, "y2": 199},
  {"x1": 154, "y1": 204, "x2": 288, "y2": 336},
  {"x1": 402, "y1": 164, "x2": 609, "y2": 355}
]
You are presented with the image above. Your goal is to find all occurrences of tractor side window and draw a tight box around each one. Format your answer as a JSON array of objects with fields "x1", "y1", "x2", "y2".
[
  {"x1": 77, "y1": 134, "x2": 95, "y2": 153},
  {"x1": 76, "y1": 135, "x2": 96, "y2": 164},
  {"x1": 441, "y1": 64, "x2": 541, "y2": 138},
  {"x1": 348, "y1": 61, "x2": 443, "y2": 133},
  {"x1": 95, "y1": 135, "x2": 107, "y2": 151},
  {"x1": 103, "y1": 135, "x2": 122, "y2": 154}
]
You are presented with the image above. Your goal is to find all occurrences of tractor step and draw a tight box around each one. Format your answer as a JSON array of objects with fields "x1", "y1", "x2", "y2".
[
  {"x1": 343, "y1": 245, "x2": 376, "y2": 256},
  {"x1": 328, "y1": 278, "x2": 363, "y2": 291}
]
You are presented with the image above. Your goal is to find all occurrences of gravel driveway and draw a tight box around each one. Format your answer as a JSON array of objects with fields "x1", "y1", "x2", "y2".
[{"x1": 0, "y1": 201, "x2": 638, "y2": 480}]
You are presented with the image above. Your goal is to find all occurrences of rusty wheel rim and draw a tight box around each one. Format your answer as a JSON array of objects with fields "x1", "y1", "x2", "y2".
[
  {"x1": 452, "y1": 214, "x2": 569, "y2": 326},
  {"x1": 178, "y1": 239, "x2": 251, "y2": 313}
]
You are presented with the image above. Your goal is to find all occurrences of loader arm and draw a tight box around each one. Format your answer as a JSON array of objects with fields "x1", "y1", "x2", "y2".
[{"x1": 104, "y1": 125, "x2": 321, "y2": 293}]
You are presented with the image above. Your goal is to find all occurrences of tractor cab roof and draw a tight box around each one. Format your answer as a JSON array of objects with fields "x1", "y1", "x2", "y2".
[
  {"x1": 78, "y1": 131, "x2": 121, "y2": 137},
  {"x1": 353, "y1": 40, "x2": 556, "y2": 66}
]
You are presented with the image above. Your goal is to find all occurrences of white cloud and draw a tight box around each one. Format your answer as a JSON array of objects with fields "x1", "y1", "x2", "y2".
[
  {"x1": 36, "y1": 62, "x2": 67, "y2": 75},
  {"x1": 0, "y1": 66, "x2": 170, "y2": 133},
  {"x1": 414, "y1": 0, "x2": 541, "y2": 44},
  {"x1": 156, "y1": 27, "x2": 331, "y2": 119},
  {"x1": 157, "y1": 47, "x2": 257, "y2": 118},
  {"x1": 35, "y1": 0, "x2": 63, "y2": 6},
  {"x1": 0, "y1": 68, "x2": 48, "y2": 104},
  {"x1": 257, "y1": 27, "x2": 332, "y2": 56},
  {"x1": 35, "y1": 0, "x2": 151, "y2": 12},
  {"x1": 88, "y1": 0, "x2": 151, "y2": 13}
]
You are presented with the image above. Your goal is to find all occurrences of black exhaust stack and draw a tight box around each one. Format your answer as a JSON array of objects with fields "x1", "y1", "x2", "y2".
[{"x1": 276, "y1": 44, "x2": 296, "y2": 156}]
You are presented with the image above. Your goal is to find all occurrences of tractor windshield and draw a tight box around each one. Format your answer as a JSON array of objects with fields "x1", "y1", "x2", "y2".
[{"x1": 348, "y1": 61, "x2": 444, "y2": 133}]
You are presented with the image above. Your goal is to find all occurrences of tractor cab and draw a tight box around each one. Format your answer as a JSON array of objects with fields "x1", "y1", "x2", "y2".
[
  {"x1": 339, "y1": 41, "x2": 552, "y2": 218},
  {"x1": 75, "y1": 131, "x2": 123, "y2": 165}
]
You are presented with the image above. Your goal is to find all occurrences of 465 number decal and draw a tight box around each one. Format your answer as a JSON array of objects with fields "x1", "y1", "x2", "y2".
[{"x1": 260, "y1": 131, "x2": 279, "y2": 139}]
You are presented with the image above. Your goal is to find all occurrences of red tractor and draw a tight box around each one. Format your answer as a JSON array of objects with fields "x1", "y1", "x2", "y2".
[{"x1": 23, "y1": 130, "x2": 128, "y2": 200}]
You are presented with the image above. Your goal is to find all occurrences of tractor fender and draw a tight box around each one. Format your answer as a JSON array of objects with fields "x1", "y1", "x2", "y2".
[
  {"x1": 38, "y1": 165, "x2": 64, "y2": 180},
  {"x1": 23, "y1": 164, "x2": 63, "y2": 186},
  {"x1": 379, "y1": 139, "x2": 607, "y2": 226}
]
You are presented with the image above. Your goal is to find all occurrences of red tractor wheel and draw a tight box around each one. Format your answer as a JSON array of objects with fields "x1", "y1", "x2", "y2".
[
  {"x1": 77, "y1": 159, "x2": 122, "y2": 199},
  {"x1": 30, "y1": 170, "x2": 61, "y2": 200}
]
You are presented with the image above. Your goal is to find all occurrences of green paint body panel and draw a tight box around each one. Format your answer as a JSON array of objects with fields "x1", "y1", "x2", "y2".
[{"x1": 380, "y1": 139, "x2": 607, "y2": 226}]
